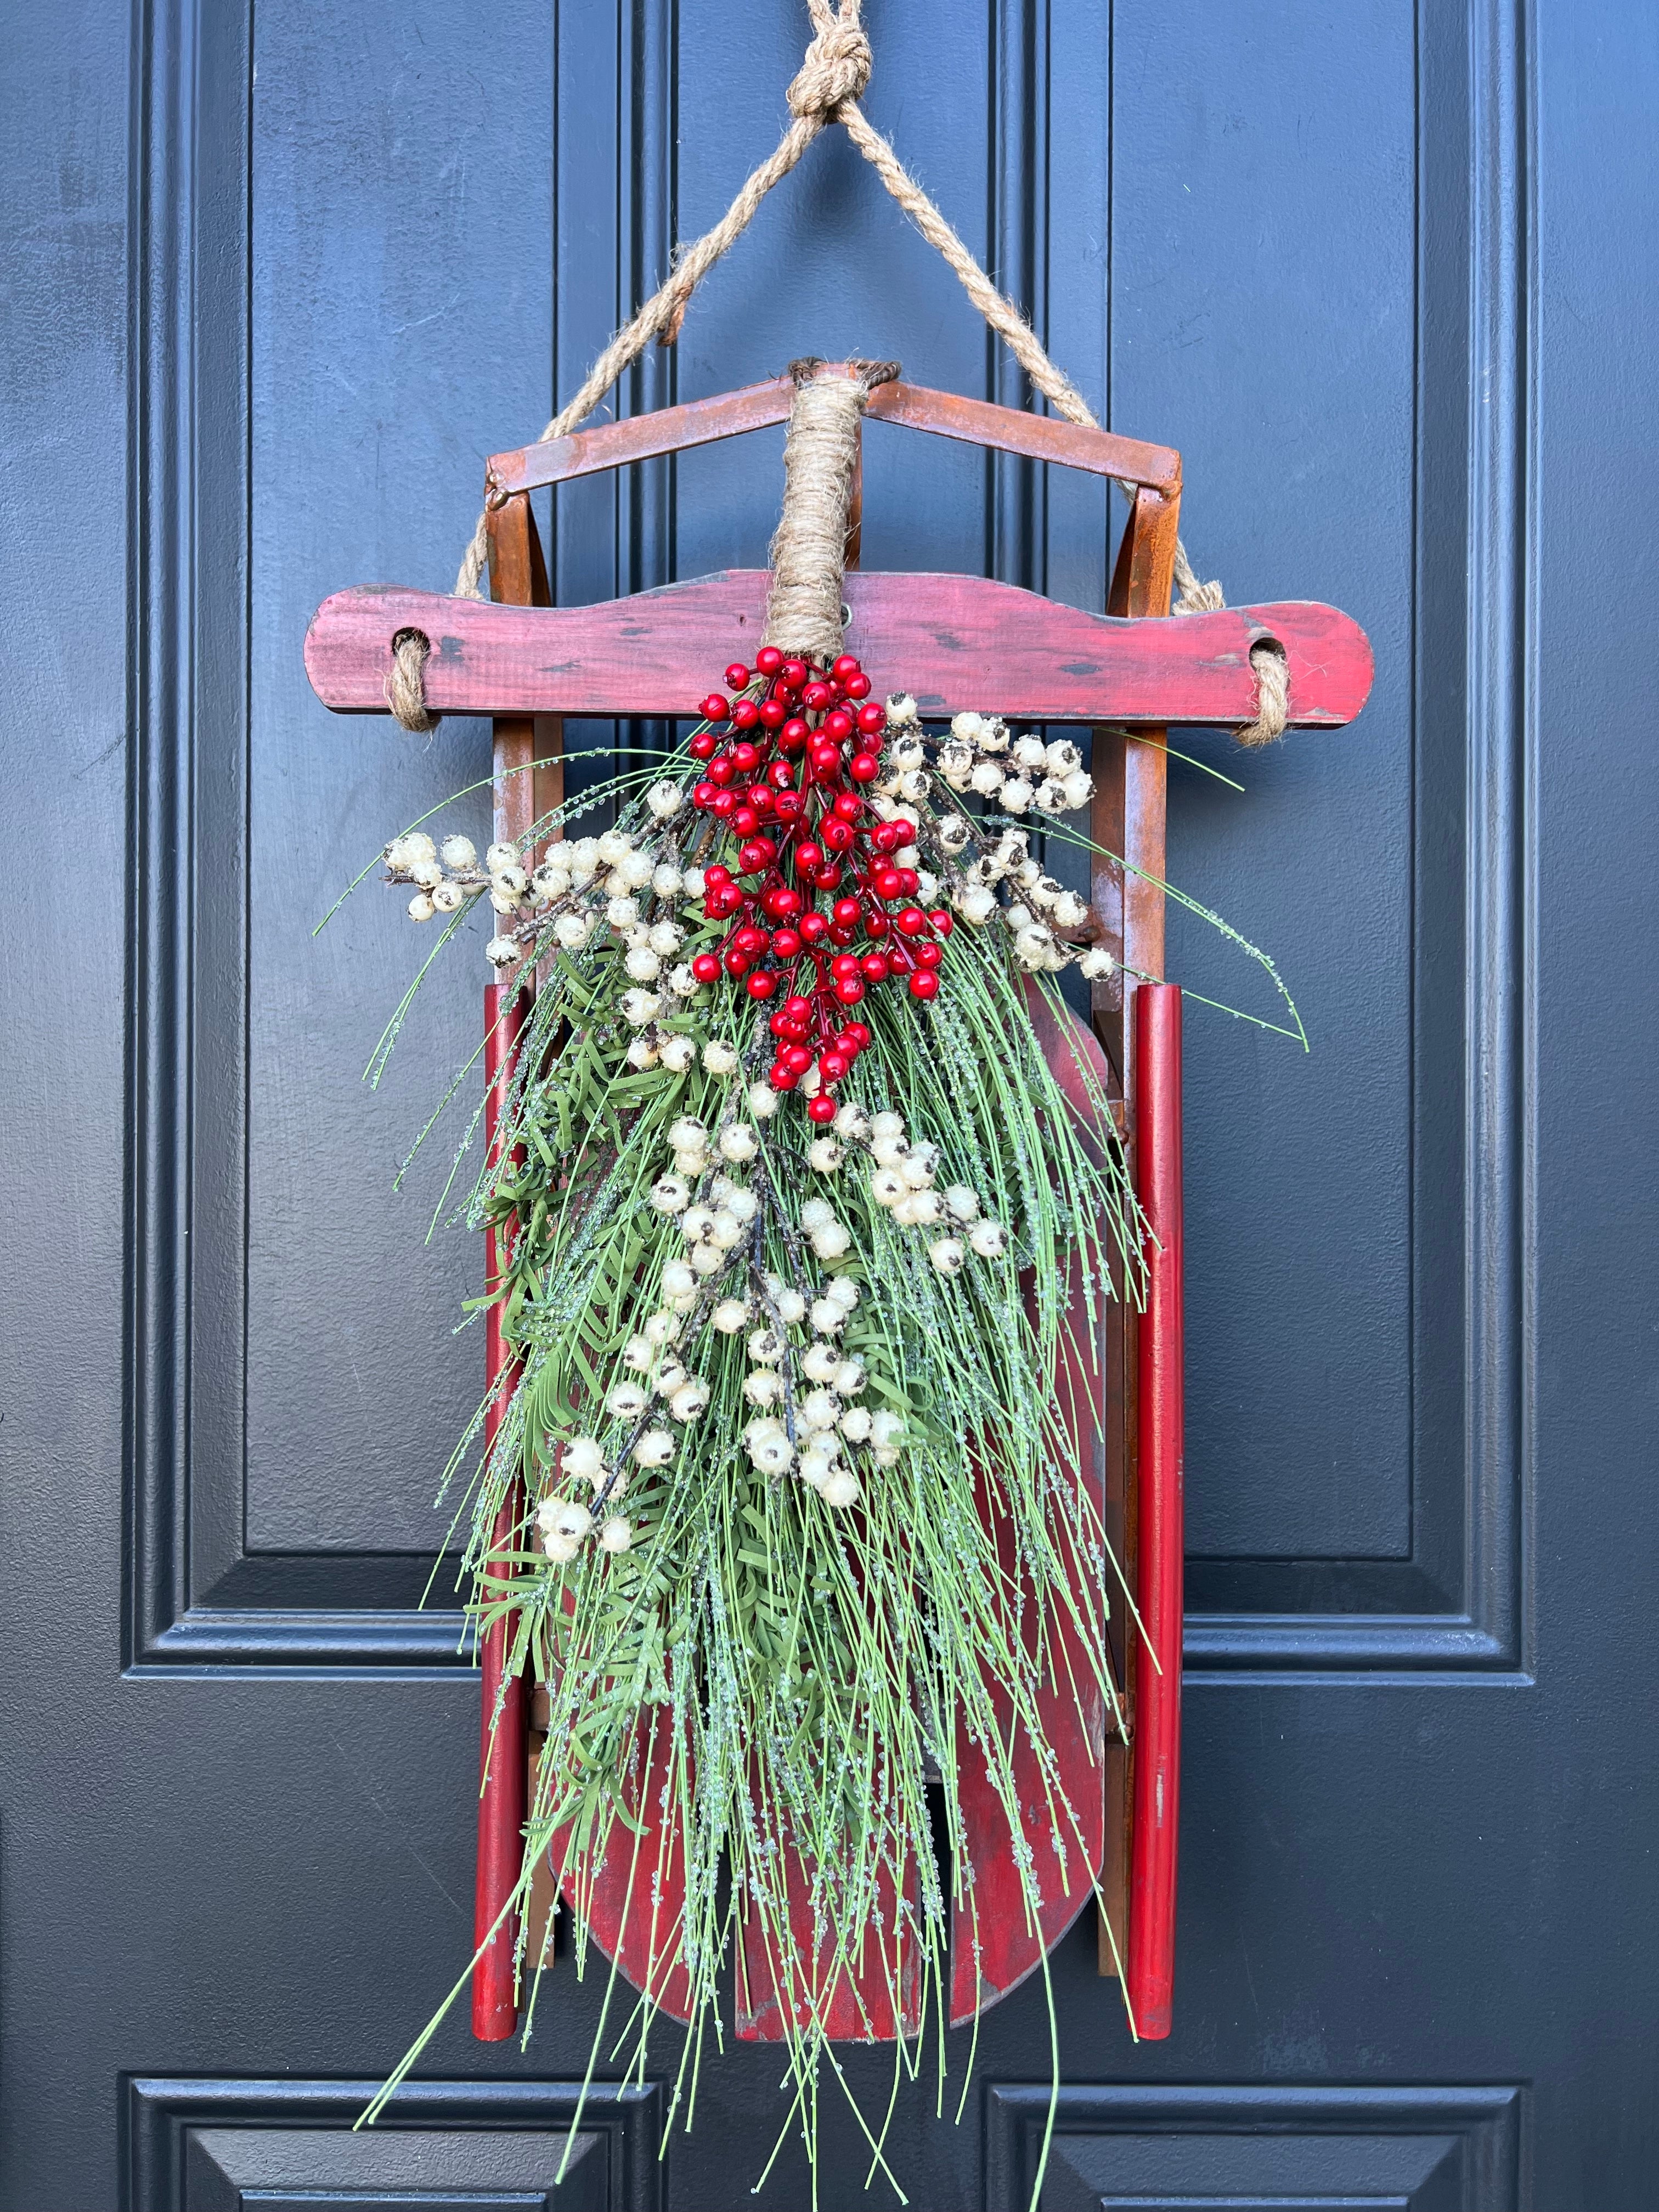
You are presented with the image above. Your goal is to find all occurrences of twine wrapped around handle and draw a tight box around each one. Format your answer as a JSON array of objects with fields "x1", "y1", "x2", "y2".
[{"x1": 763, "y1": 359, "x2": 898, "y2": 665}]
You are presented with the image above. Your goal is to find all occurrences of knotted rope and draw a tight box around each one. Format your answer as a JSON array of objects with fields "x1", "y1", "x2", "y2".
[{"x1": 391, "y1": 0, "x2": 1279, "y2": 743}]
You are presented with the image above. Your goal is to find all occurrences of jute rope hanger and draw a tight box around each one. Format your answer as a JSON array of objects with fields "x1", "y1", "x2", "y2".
[{"x1": 386, "y1": 0, "x2": 1286, "y2": 745}]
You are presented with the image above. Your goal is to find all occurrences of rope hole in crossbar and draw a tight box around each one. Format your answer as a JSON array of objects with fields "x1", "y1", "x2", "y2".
[
  {"x1": 386, "y1": 628, "x2": 439, "y2": 734},
  {"x1": 1237, "y1": 637, "x2": 1289, "y2": 748}
]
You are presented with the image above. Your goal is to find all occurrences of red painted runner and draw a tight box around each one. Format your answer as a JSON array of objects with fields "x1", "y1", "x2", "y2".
[{"x1": 1126, "y1": 984, "x2": 1184, "y2": 2039}]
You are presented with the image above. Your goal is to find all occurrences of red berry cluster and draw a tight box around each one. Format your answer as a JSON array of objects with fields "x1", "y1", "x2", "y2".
[{"x1": 686, "y1": 645, "x2": 952, "y2": 1124}]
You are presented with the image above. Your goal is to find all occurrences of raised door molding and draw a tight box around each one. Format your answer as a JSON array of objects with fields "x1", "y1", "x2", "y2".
[{"x1": 127, "y1": 2078, "x2": 663, "y2": 2211}]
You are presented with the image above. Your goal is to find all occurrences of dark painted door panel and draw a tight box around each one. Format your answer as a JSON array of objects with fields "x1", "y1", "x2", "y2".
[{"x1": 3, "y1": 1, "x2": 1656, "y2": 2207}]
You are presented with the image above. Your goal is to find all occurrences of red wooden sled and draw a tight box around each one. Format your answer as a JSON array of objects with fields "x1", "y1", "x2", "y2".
[{"x1": 306, "y1": 367, "x2": 1371, "y2": 2045}]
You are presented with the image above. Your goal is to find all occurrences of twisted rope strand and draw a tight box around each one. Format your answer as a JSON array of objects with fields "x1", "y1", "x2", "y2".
[{"x1": 392, "y1": 0, "x2": 1270, "y2": 740}]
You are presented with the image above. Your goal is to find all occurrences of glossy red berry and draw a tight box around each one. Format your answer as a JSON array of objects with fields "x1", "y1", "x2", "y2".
[
  {"x1": 746, "y1": 969, "x2": 779, "y2": 999},
  {"x1": 731, "y1": 806, "x2": 758, "y2": 837},
  {"x1": 855, "y1": 701, "x2": 885, "y2": 734},
  {"x1": 689, "y1": 730, "x2": 718, "y2": 760},
  {"x1": 864, "y1": 907, "x2": 889, "y2": 937},
  {"x1": 872, "y1": 865, "x2": 902, "y2": 899},
  {"x1": 832, "y1": 653, "x2": 861, "y2": 682},
  {"x1": 842, "y1": 1021, "x2": 871, "y2": 1049},
  {"x1": 793, "y1": 841, "x2": 825, "y2": 875},
  {"x1": 874, "y1": 820, "x2": 906, "y2": 853},
  {"x1": 731, "y1": 698, "x2": 761, "y2": 730},
  {"x1": 844, "y1": 673, "x2": 872, "y2": 700},
  {"x1": 770, "y1": 927, "x2": 802, "y2": 959},
  {"x1": 781, "y1": 658, "x2": 809, "y2": 689},
  {"x1": 822, "y1": 708, "x2": 855, "y2": 741},
  {"x1": 832, "y1": 896, "x2": 862, "y2": 928},
  {"x1": 732, "y1": 924, "x2": 766, "y2": 955},
  {"x1": 710, "y1": 790, "x2": 737, "y2": 818},
  {"x1": 691, "y1": 953, "x2": 721, "y2": 983},
  {"x1": 771, "y1": 1059, "x2": 798, "y2": 1089},
  {"x1": 798, "y1": 912, "x2": 829, "y2": 945},
  {"x1": 759, "y1": 697, "x2": 787, "y2": 730},
  {"x1": 785, "y1": 1043, "x2": 814, "y2": 1073},
  {"x1": 907, "y1": 969, "x2": 940, "y2": 1001},
  {"x1": 928, "y1": 909, "x2": 953, "y2": 936},
  {"x1": 830, "y1": 951, "x2": 861, "y2": 978},
  {"x1": 775, "y1": 790, "x2": 805, "y2": 821},
  {"x1": 723, "y1": 947, "x2": 751, "y2": 976},
  {"x1": 731, "y1": 741, "x2": 759, "y2": 774},
  {"x1": 725, "y1": 662, "x2": 751, "y2": 690},
  {"x1": 819, "y1": 1049, "x2": 849, "y2": 1082},
  {"x1": 896, "y1": 906, "x2": 927, "y2": 936},
  {"x1": 707, "y1": 755, "x2": 735, "y2": 787},
  {"x1": 700, "y1": 693, "x2": 730, "y2": 721},
  {"x1": 913, "y1": 940, "x2": 943, "y2": 970},
  {"x1": 860, "y1": 953, "x2": 889, "y2": 983},
  {"x1": 762, "y1": 884, "x2": 803, "y2": 919},
  {"x1": 833, "y1": 975, "x2": 865, "y2": 1005},
  {"x1": 894, "y1": 867, "x2": 919, "y2": 895},
  {"x1": 767, "y1": 759, "x2": 795, "y2": 789},
  {"x1": 801, "y1": 681, "x2": 833, "y2": 710},
  {"x1": 781, "y1": 718, "x2": 810, "y2": 748},
  {"x1": 692, "y1": 780, "x2": 718, "y2": 809},
  {"x1": 848, "y1": 752, "x2": 881, "y2": 783},
  {"x1": 755, "y1": 645, "x2": 783, "y2": 676},
  {"x1": 807, "y1": 1092, "x2": 838, "y2": 1124},
  {"x1": 814, "y1": 862, "x2": 843, "y2": 890},
  {"x1": 821, "y1": 817, "x2": 854, "y2": 852},
  {"x1": 832, "y1": 791, "x2": 862, "y2": 820}
]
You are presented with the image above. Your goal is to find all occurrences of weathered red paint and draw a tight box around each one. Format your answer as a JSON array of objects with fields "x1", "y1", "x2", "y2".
[
  {"x1": 736, "y1": 1824, "x2": 923, "y2": 2043},
  {"x1": 553, "y1": 1703, "x2": 697, "y2": 2025},
  {"x1": 1126, "y1": 984, "x2": 1184, "y2": 2040},
  {"x1": 949, "y1": 987, "x2": 1114, "y2": 2025},
  {"x1": 303, "y1": 575, "x2": 1373, "y2": 730},
  {"x1": 472, "y1": 982, "x2": 529, "y2": 2041}
]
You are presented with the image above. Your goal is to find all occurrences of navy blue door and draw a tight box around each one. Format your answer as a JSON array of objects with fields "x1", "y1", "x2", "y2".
[{"x1": 4, "y1": 2, "x2": 1656, "y2": 2206}]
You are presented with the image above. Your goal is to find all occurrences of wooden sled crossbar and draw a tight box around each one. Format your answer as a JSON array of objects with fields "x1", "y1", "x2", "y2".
[
  {"x1": 487, "y1": 369, "x2": 1182, "y2": 503},
  {"x1": 305, "y1": 577, "x2": 1372, "y2": 729}
]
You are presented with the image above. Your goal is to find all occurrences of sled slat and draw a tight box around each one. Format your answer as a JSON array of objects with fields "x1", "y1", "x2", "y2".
[
  {"x1": 950, "y1": 991, "x2": 1115, "y2": 2024},
  {"x1": 736, "y1": 1829, "x2": 923, "y2": 2044},
  {"x1": 472, "y1": 983, "x2": 529, "y2": 2040},
  {"x1": 552, "y1": 1705, "x2": 697, "y2": 2026}
]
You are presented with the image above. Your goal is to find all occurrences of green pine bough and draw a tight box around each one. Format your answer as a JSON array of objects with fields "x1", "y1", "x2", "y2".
[{"x1": 340, "y1": 656, "x2": 1297, "y2": 2202}]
